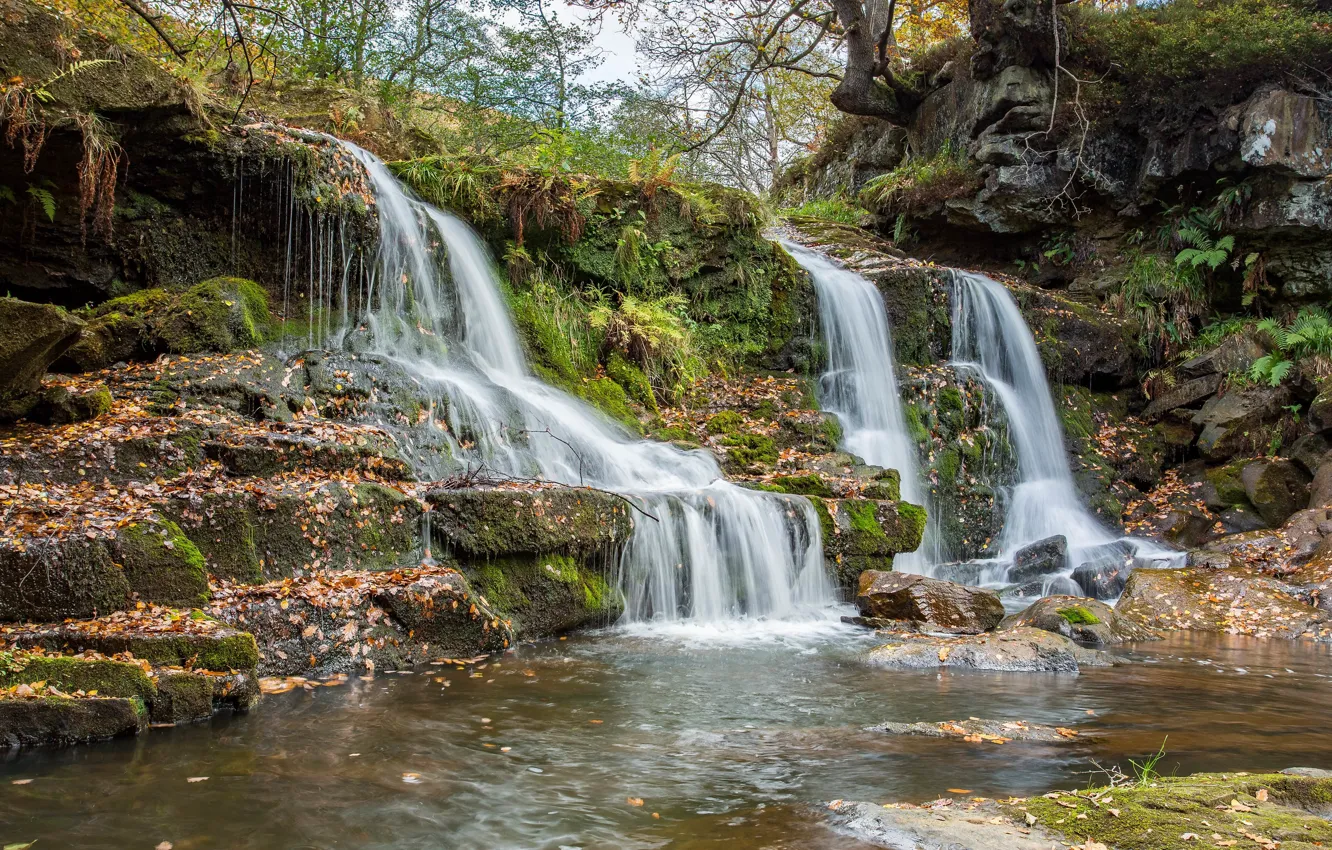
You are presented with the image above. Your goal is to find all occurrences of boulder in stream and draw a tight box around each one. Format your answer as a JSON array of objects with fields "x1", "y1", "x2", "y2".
[
  {"x1": 864, "y1": 626, "x2": 1113, "y2": 672},
  {"x1": 999, "y1": 596, "x2": 1156, "y2": 645},
  {"x1": 1117, "y1": 565, "x2": 1331, "y2": 640},
  {"x1": 1241, "y1": 459, "x2": 1311, "y2": 527},
  {"x1": 866, "y1": 718, "x2": 1082, "y2": 742},
  {"x1": 1007, "y1": 534, "x2": 1067, "y2": 583},
  {"x1": 828, "y1": 799, "x2": 1066, "y2": 850},
  {"x1": 856, "y1": 571, "x2": 1004, "y2": 634}
]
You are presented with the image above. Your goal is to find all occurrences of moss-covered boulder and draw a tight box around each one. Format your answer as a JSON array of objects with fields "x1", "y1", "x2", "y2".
[
  {"x1": 0, "y1": 516, "x2": 210, "y2": 621},
  {"x1": 8, "y1": 614, "x2": 260, "y2": 672},
  {"x1": 203, "y1": 432, "x2": 412, "y2": 480},
  {"x1": 59, "y1": 278, "x2": 272, "y2": 372},
  {"x1": 1010, "y1": 772, "x2": 1332, "y2": 850},
  {"x1": 463, "y1": 554, "x2": 620, "y2": 636},
  {"x1": 0, "y1": 298, "x2": 84, "y2": 420},
  {"x1": 998, "y1": 596, "x2": 1156, "y2": 645},
  {"x1": 167, "y1": 481, "x2": 422, "y2": 582},
  {"x1": 23, "y1": 383, "x2": 114, "y2": 425},
  {"x1": 811, "y1": 497, "x2": 927, "y2": 589},
  {"x1": 0, "y1": 652, "x2": 155, "y2": 702},
  {"x1": 425, "y1": 486, "x2": 633, "y2": 556},
  {"x1": 1241, "y1": 458, "x2": 1312, "y2": 527},
  {"x1": 0, "y1": 695, "x2": 146, "y2": 750},
  {"x1": 116, "y1": 518, "x2": 209, "y2": 608},
  {"x1": 148, "y1": 669, "x2": 258, "y2": 724}
]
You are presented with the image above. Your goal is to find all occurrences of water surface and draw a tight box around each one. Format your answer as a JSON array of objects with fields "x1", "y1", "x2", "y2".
[{"x1": 4, "y1": 620, "x2": 1331, "y2": 849}]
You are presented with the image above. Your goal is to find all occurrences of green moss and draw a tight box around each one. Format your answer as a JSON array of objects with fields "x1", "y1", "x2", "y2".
[
  {"x1": 1056, "y1": 605, "x2": 1102, "y2": 625},
  {"x1": 936, "y1": 448, "x2": 961, "y2": 486},
  {"x1": 721, "y1": 433, "x2": 778, "y2": 467},
  {"x1": 1010, "y1": 773, "x2": 1332, "y2": 850},
  {"x1": 862, "y1": 468, "x2": 902, "y2": 501},
  {"x1": 117, "y1": 519, "x2": 209, "y2": 607},
  {"x1": 149, "y1": 670, "x2": 215, "y2": 724},
  {"x1": 1205, "y1": 460, "x2": 1253, "y2": 508},
  {"x1": 846, "y1": 499, "x2": 889, "y2": 542},
  {"x1": 767, "y1": 474, "x2": 836, "y2": 498},
  {"x1": 821, "y1": 414, "x2": 844, "y2": 447},
  {"x1": 577, "y1": 375, "x2": 642, "y2": 434},
  {"x1": 894, "y1": 502, "x2": 929, "y2": 551},
  {"x1": 903, "y1": 403, "x2": 930, "y2": 445},
  {"x1": 0, "y1": 654, "x2": 155, "y2": 702},
  {"x1": 605, "y1": 352, "x2": 658, "y2": 413},
  {"x1": 706, "y1": 410, "x2": 745, "y2": 435}
]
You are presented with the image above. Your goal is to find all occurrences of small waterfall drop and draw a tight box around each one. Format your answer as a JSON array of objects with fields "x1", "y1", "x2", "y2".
[
  {"x1": 785, "y1": 243, "x2": 937, "y2": 570},
  {"x1": 327, "y1": 140, "x2": 834, "y2": 625}
]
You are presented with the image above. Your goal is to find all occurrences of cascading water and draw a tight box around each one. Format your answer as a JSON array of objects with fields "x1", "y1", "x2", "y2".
[
  {"x1": 327, "y1": 140, "x2": 833, "y2": 624},
  {"x1": 790, "y1": 239, "x2": 1175, "y2": 598},
  {"x1": 784, "y1": 243, "x2": 938, "y2": 571}
]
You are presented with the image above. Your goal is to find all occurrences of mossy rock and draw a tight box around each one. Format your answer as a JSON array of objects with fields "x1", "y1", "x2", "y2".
[
  {"x1": 465, "y1": 553, "x2": 620, "y2": 637},
  {"x1": 0, "y1": 297, "x2": 84, "y2": 417},
  {"x1": 721, "y1": 433, "x2": 779, "y2": 468},
  {"x1": 24, "y1": 383, "x2": 113, "y2": 425},
  {"x1": 811, "y1": 497, "x2": 928, "y2": 589},
  {"x1": 0, "y1": 538, "x2": 131, "y2": 622},
  {"x1": 149, "y1": 669, "x2": 216, "y2": 724},
  {"x1": 706, "y1": 410, "x2": 746, "y2": 435},
  {"x1": 862, "y1": 468, "x2": 902, "y2": 501},
  {"x1": 426, "y1": 487, "x2": 633, "y2": 557},
  {"x1": 605, "y1": 352, "x2": 658, "y2": 413},
  {"x1": 60, "y1": 278, "x2": 272, "y2": 372},
  {"x1": 0, "y1": 654, "x2": 155, "y2": 702},
  {"x1": 167, "y1": 482, "x2": 422, "y2": 583},
  {"x1": 0, "y1": 696, "x2": 147, "y2": 750},
  {"x1": 1205, "y1": 459, "x2": 1254, "y2": 509},
  {"x1": 1010, "y1": 773, "x2": 1332, "y2": 850},
  {"x1": 116, "y1": 519, "x2": 209, "y2": 607},
  {"x1": 766, "y1": 474, "x2": 837, "y2": 498},
  {"x1": 10, "y1": 621, "x2": 260, "y2": 673}
]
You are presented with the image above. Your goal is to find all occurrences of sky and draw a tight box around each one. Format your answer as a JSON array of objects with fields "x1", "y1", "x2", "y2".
[{"x1": 557, "y1": 2, "x2": 641, "y2": 85}]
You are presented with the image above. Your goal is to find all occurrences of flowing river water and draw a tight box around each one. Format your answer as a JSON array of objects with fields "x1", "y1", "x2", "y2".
[{"x1": 4, "y1": 626, "x2": 1332, "y2": 849}]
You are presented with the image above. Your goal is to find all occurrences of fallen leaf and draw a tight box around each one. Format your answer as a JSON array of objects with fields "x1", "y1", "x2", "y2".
[
  {"x1": 627, "y1": 797, "x2": 644, "y2": 807},
  {"x1": 186, "y1": 776, "x2": 209, "y2": 783}
]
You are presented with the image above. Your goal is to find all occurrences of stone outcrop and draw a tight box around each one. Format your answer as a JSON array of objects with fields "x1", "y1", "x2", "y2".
[
  {"x1": 0, "y1": 298, "x2": 84, "y2": 420},
  {"x1": 1117, "y1": 566, "x2": 1330, "y2": 641},
  {"x1": 999, "y1": 596, "x2": 1156, "y2": 645},
  {"x1": 856, "y1": 570, "x2": 1005, "y2": 633},
  {"x1": 864, "y1": 626, "x2": 1113, "y2": 671},
  {"x1": 814, "y1": 499, "x2": 929, "y2": 588}
]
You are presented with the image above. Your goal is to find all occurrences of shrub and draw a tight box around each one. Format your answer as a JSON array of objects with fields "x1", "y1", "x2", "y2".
[
  {"x1": 1071, "y1": 0, "x2": 1332, "y2": 105},
  {"x1": 1109, "y1": 251, "x2": 1207, "y2": 363},
  {"x1": 858, "y1": 140, "x2": 979, "y2": 216},
  {"x1": 590, "y1": 293, "x2": 705, "y2": 401}
]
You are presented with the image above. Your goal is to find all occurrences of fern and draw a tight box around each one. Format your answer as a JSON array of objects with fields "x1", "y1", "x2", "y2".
[
  {"x1": 0, "y1": 186, "x2": 14, "y2": 204},
  {"x1": 32, "y1": 59, "x2": 115, "y2": 104},
  {"x1": 26, "y1": 186, "x2": 55, "y2": 221},
  {"x1": 1249, "y1": 354, "x2": 1292, "y2": 387}
]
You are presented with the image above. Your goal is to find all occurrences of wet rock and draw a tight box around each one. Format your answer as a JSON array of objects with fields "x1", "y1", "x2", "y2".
[
  {"x1": 1117, "y1": 566, "x2": 1330, "y2": 640},
  {"x1": 1007, "y1": 534, "x2": 1067, "y2": 583},
  {"x1": 864, "y1": 626, "x2": 1113, "y2": 672},
  {"x1": 999, "y1": 596, "x2": 1156, "y2": 645},
  {"x1": 1193, "y1": 385, "x2": 1292, "y2": 461},
  {"x1": 1310, "y1": 457, "x2": 1332, "y2": 508},
  {"x1": 856, "y1": 571, "x2": 1005, "y2": 634},
  {"x1": 0, "y1": 654, "x2": 155, "y2": 702},
  {"x1": 168, "y1": 480, "x2": 423, "y2": 583},
  {"x1": 1145, "y1": 508, "x2": 1217, "y2": 549},
  {"x1": 7, "y1": 614, "x2": 260, "y2": 672},
  {"x1": 1070, "y1": 560, "x2": 1130, "y2": 598},
  {"x1": 1241, "y1": 459, "x2": 1311, "y2": 527},
  {"x1": 1282, "y1": 507, "x2": 1332, "y2": 562},
  {"x1": 203, "y1": 432, "x2": 411, "y2": 480},
  {"x1": 426, "y1": 486, "x2": 633, "y2": 557},
  {"x1": 0, "y1": 298, "x2": 84, "y2": 420},
  {"x1": 453, "y1": 555, "x2": 620, "y2": 637},
  {"x1": 1178, "y1": 335, "x2": 1266, "y2": 381},
  {"x1": 208, "y1": 566, "x2": 508, "y2": 676},
  {"x1": 23, "y1": 383, "x2": 114, "y2": 425},
  {"x1": 1288, "y1": 433, "x2": 1331, "y2": 477},
  {"x1": 828, "y1": 799, "x2": 1064, "y2": 850},
  {"x1": 928, "y1": 561, "x2": 985, "y2": 586},
  {"x1": 0, "y1": 696, "x2": 147, "y2": 750},
  {"x1": 813, "y1": 498, "x2": 929, "y2": 589},
  {"x1": 56, "y1": 278, "x2": 273, "y2": 372},
  {"x1": 1142, "y1": 373, "x2": 1224, "y2": 420},
  {"x1": 149, "y1": 669, "x2": 258, "y2": 724},
  {"x1": 866, "y1": 718, "x2": 1081, "y2": 742},
  {"x1": 0, "y1": 426, "x2": 210, "y2": 487},
  {"x1": 1219, "y1": 504, "x2": 1270, "y2": 533}
]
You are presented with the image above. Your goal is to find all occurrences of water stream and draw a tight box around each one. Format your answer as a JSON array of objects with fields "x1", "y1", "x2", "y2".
[
  {"x1": 790, "y1": 246, "x2": 1177, "y2": 596},
  {"x1": 4, "y1": 632, "x2": 1330, "y2": 849},
  {"x1": 330, "y1": 141, "x2": 833, "y2": 624}
]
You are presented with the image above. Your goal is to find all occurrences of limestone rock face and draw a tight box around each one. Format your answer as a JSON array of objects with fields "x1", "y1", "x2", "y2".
[
  {"x1": 999, "y1": 595, "x2": 1156, "y2": 645},
  {"x1": 856, "y1": 571, "x2": 1005, "y2": 634},
  {"x1": 1238, "y1": 88, "x2": 1332, "y2": 178},
  {"x1": 0, "y1": 298, "x2": 84, "y2": 419}
]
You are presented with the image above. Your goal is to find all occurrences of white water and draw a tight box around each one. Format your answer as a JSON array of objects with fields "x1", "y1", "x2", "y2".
[
  {"x1": 329, "y1": 140, "x2": 835, "y2": 624},
  {"x1": 784, "y1": 242, "x2": 937, "y2": 572},
  {"x1": 791, "y1": 241, "x2": 1175, "y2": 596}
]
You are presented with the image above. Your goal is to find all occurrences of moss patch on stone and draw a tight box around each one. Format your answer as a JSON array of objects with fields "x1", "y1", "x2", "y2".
[
  {"x1": 1056, "y1": 605, "x2": 1102, "y2": 625},
  {"x1": 767, "y1": 474, "x2": 836, "y2": 498},
  {"x1": 116, "y1": 519, "x2": 209, "y2": 607},
  {"x1": 1010, "y1": 773, "x2": 1332, "y2": 850},
  {"x1": 721, "y1": 433, "x2": 778, "y2": 467},
  {"x1": 0, "y1": 654, "x2": 155, "y2": 702}
]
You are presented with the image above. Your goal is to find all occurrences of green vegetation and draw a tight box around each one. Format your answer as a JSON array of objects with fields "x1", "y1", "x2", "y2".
[
  {"x1": 1250, "y1": 308, "x2": 1332, "y2": 387},
  {"x1": 783, "y1": 197, "x2": 868, "y2": 225},
  {"x1": 859, "y1": 141, "x2": 979, "y2": 217},
  {"x1": 1056, "y1": 605, "x2": 1102, "y2": 626},
  {"x1": 1072, "y1": 0, "x2": 1332, "y2": 104},
  {"x1": 721, "y1": 433, "x2": 778, "y2": 468}
]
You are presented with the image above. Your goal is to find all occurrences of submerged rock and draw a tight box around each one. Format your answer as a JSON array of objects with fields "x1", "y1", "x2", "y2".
[
  {"x1": 866, "y1": 718, "x2": 1081, "y2": 742},
  {"x1": 828, "y1": 799, "x2": 1066, "y2": 850},
  {"x1": 999, "y1": 596, "x2": 1156, "y2": 645},
  {"x1": 856, "y1": 571, "x2": 1004, "y2": 634},
  {"x1": 864, "y1": 626, "x2": 1113, "y2": 672}
]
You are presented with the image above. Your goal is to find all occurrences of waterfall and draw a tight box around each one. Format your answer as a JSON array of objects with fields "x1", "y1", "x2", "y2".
[
  {"x1": 784, "y1": 242, "x2": 937, "y2": 571},
  {"x1": 792, "y1": 239, "x2": 1176, "y2": 598},
  {"x1": 325, "y1": 140, "x2": 834, "y2": 624}
]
